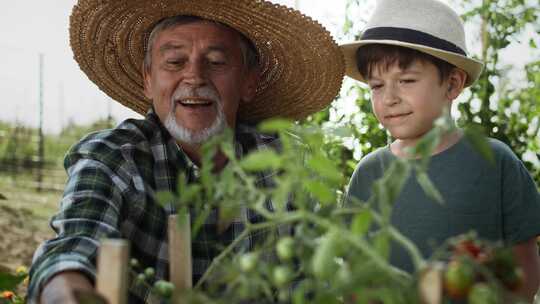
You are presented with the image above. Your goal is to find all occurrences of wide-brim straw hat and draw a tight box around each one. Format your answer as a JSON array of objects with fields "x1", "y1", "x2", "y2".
[
  {"x1": 340, "y1": 0, "x2": 483, "y2": 87},
  {"x1": 70, "y1": 0, "x2": 345, "y2": 123}
]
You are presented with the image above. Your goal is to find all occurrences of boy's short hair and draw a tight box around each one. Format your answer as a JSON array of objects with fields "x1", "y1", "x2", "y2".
[{"x1": 356, "y1": 44, "x2": 456, "y2": 84}]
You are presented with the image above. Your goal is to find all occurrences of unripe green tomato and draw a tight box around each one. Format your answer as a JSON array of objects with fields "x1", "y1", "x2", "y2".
[
  {"x1": 273, "y1": 265, "x2": 293, "y2": 287},
  {"x1": 278, "y1": 290, "x2": 289, "y2": 302},
  {"x1": 337, "y1": 263, "x2": 352, "y2": 285},
  {"x1": 276, "y1": 237, "x2": 295, "y2": 261},
  {"x1": 144, "y1": 267, "x2": 155, "y2": 278},
  {"x1": 444, "y1": 259, "x2": 475, "y2": 299},
  {"x1": 136, "y1": 273, "x2": 146, "y2": 284},
  {"x1": 130, "y1": 258, "x2": 139, "y2": 268},
  {"x1": 312, "y1": 233, "x2": 338, "y2": 280},
  {"x1": 154, "y1": 280, "x2": 175, "y2": 298},
  {"x1": 239, "y1": 253, "x2": 258, "y2": 272},
  {"x1": 468, "y1": 283, "x2": 499, "y2": 304}
]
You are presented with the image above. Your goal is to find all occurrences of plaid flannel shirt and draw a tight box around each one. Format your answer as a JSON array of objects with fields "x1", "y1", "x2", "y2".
[{"x1": 28, "y1": 110, "x2": 282, "y2": 303}]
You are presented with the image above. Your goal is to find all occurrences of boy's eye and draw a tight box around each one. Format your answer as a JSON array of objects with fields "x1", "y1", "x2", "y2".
[
  {"x1": 400, "y1": 79, "x2": 416, "y2": 84},
  {"x1": 370, "y1": 84, "x2": 383, "y2": 90}
]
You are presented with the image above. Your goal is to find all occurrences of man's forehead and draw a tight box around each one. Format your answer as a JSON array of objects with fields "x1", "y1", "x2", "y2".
[
  {"x1": 158, "y1": 41, "x2": 228, "y2": 55},
  {"x1": 157, "y1": 19, "x2": 243, "y2": 43}
]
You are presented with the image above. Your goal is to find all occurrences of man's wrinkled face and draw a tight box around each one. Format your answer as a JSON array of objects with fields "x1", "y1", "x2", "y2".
[{"x1": 143, "y1": 21, "x2": 257, "y2": 144}]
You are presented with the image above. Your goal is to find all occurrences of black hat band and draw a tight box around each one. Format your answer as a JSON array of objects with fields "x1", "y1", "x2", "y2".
[{"x1": 361, "y1": 27, "x2": 466, "y2": 56}]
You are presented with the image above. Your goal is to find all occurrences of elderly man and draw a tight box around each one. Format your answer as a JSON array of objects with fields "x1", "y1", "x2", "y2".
[{"x1": 28, "y1": 0, "x2": 343, "y2": 303}]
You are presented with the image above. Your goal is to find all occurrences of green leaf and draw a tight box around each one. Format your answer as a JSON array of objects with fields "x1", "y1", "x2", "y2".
[
  {"x1": 412, "y1": 128, "x2": 440, "y2": 162},
  {"x1": 155, "y1": 191, "x2": 175, "y2": 207},
  {"x1": 191, "y1": 208, "x2": 211, "y2": 238},
  {"x1": 179, "y1": 184, "x2": 203, "y2": 206},
  {"x1": 417, "y1": 172, "x2": 444, "y2": 204},
  {"x1": 176, "y1": 173, "x2": 188, "y2": 197},
  {"x1": 312, "y1": 233, "x2": 339, "y2": 280},
  {"x1": 0, "y1": 272, "x2": 26, "y2": 291},
  {"x1": 351, "y1": 209, "x2": 372, "y2": 236},
  {"x1": 307, "y1": 155, "x2": 343, "y2": 184},
  {"x1": 464, "y1": 126, "x2": 495, "y2": 165},
  {"x1": 272, "y1": 177, "x2": 292, "y2": 212},
  {"x1": 381, "y1": 160, "x2": 411, "y2": 203},
  {"x1": 217, "y1": 204, "x2": 240, "y2": 233},
  {"x1": 239, "y1": 149, "x2": 282, "y2": 171},
  {"x1": 372, "y1": 180, "x2": 390, "y2": 212},
  {"x1": 529, "y1": 38, "x2": 537, "y2": 49},
  {"x1": 303, "y1": 180, "x2": 334, "y2": 205},
  {"x1": 258, "y1": 118, "x2": 293, "y2": 133},
  {"x1": 373, "y1": 230, "x2": 391, "y2": 259}
]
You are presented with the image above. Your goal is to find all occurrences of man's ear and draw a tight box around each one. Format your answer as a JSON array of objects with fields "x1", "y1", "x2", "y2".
[
  {"x1": 446, "y1": 68, "x2": 467, "y2": 101},
  {"x1": 142, "y1": 63, "x2": 153, "y2": 99},
  {"x1": 240, "y1": 69, "x2": 260, "y2": 104}
]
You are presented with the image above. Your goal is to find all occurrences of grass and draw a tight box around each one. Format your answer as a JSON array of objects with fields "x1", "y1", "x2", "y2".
[
  {"x1": 0, "y1": 173, "x2": 62, "y2": 220},
  {"x1": 0, "y1": 172, "x2": 62, "y2": 271}
]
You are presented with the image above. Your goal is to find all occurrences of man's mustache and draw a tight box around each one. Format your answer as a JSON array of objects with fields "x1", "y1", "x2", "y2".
[{"x1": 171, "y1": 85, "x2": 220, "y2": 105}]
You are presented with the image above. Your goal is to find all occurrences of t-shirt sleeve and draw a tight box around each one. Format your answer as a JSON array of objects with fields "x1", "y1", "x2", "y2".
[
  {"x1": 500, "y1": 143, "x2": 540, "y2": 245},
  {"x1": 345, "y1": 149, "x2": 386, "y2": 205}
]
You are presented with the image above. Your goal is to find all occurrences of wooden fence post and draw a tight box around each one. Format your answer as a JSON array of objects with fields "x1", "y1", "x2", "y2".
[
  {"x1": 96, "y1": 239, "x2": 130, "y2": 304},
  {"x1": 168, "y1": 214, "x2": 192, "y2": 303}
]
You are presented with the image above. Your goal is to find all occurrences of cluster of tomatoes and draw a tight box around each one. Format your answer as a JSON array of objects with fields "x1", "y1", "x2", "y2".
[{"x1": 421, "y1": 235, "x2": 524, "y2": 304}]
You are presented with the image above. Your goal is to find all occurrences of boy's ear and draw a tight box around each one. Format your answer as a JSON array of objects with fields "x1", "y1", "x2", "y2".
[{"x1": 446, "y1": 68, "x2": 467, "y2": 100}]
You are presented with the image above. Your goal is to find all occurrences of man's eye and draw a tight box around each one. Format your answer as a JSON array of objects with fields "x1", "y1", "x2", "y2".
[
  {"x1": 208, "y1": 60, "x2": 226, "y2": 66},
  {"x1": 400, "y1": 79, "x2": 416, "y2": 84},
  {"x1": 370, "y1": 84, "x2": 383, "y2": 90},
  {"x1": 166, "y1": 59, "x2": 186, "y2": 67}
]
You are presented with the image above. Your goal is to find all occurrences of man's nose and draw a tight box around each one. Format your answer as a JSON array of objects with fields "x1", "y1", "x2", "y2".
[{"x1": 182, "y1": 59, "x2": 207, "y2": 86}]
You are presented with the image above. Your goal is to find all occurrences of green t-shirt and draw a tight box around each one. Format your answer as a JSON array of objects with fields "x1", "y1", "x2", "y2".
[{"x1": 346, "y1": 137, "x2": 540, "y2": 273}]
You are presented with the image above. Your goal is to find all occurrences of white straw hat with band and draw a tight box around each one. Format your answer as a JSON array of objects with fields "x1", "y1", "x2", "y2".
[
  {"x1": 340, "y1": 0, "x2": 483, "y2": 87},
  {"x1": 70, "y1": 0, "x2": 345, "y2": 123}
]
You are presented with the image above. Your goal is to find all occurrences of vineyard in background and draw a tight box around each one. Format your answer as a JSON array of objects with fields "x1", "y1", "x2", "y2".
[{"x1": 0, "y1": 118, "x2": 115, "y2": 278}]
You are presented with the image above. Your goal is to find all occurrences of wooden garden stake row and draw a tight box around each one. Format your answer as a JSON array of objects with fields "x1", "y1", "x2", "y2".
[{"x1": 96, "y1": 214, "x2": 192, "y2": 304}]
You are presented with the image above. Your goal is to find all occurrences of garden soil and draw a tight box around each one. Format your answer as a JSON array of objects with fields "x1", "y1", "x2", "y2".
[{"x1": 0, "y1": 204, "x2": 53, "y2": 271}]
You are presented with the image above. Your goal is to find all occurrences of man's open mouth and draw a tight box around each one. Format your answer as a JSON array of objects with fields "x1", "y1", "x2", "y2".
[{"x1": 177, "y1": 98, "x2": 213, "y2": 108}]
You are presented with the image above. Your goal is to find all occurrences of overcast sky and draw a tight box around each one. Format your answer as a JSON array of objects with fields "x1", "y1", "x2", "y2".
[
  {"x1": 0, "y1": 0, "x2": 352, "y2": 134},
  {"x1": 0, "y1": 0, "x2": 535, "y2": 134}
]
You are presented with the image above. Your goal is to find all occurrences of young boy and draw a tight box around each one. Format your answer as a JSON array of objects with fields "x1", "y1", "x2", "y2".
[{"x1": 341, "y1": 0, "x2": 540, "y2": 300}]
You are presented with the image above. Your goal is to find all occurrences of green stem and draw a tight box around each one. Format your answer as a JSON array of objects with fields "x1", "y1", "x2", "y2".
[
  {"x1": 388, "y1": 227, "x2": 425, "y2": 270},
  {"x1": 333, "y1": 206, "x2": 425, "y2": 271},
  {"x1": 369, "y1": 212, "x2": 425, "y2": 271},
  {"x1": 195, "y1": 228, "x2": 251, "y2": 288},
  {"x1": 195, "y1": 212, "x2": 304, "y2": 288},
  {"x1": 302, "y1": 212, "x2": 410, "y2": 280}
]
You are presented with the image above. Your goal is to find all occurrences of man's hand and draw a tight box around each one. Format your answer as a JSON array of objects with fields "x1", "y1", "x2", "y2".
[{"x1": 39, "y1": 271, "x2": 96, "y2": 304}]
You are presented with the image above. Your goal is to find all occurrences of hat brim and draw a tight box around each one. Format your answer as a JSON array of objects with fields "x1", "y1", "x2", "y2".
[
  {"x1": 70, "y1": 0, "x2": 345, "y2": 123},
  {"x1": 340, "y1": 40, "x2": 483, "y2": 87}
]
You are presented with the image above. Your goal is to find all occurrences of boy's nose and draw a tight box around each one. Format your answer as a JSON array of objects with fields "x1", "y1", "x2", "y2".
[{"x1": 383, "y1": 85, "x2": 401, "y2": 106}]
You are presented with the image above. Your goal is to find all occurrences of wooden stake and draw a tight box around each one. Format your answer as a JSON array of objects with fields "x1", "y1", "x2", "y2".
[
  {"x1": 168, "y1": 214, "x2": 192, "y2": 302},
  {"x1": 418, "y1": 262, "x2": 443, "y2": 304},
  {"x1": 96, "y1": 239, "x2": 130, "y2": 304}
]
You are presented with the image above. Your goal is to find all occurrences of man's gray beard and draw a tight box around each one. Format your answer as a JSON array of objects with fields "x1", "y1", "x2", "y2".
[{"x1": 164, "y1": 102, "x2": 226, "y2": 145}]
